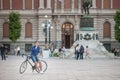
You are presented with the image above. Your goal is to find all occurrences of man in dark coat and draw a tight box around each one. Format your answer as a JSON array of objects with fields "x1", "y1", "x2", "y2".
[
  {"x1": 79, "y1": 45, "x2": 84, "y2": 59},
  {"x1": 0, "y1": 44, "x2": 6, "y2": 60}
]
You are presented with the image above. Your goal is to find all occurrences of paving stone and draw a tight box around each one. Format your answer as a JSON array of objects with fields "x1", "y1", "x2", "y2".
[{"x1": 0, "y1": 55, "x2": 120, "y2": 80}]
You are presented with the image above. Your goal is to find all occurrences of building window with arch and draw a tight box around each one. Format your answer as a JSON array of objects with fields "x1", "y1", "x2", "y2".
[
  {"x1": 103, "y1": 21, "x2": 111, "y2": 38},
  {"x1": 3, "y1": 22, "x2": 9, "y2": 38},
  {"x1": 25, "y1": 22, "x2": 32, "y2": 38}
]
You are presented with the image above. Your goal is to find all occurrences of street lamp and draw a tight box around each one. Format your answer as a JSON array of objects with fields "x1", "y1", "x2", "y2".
[{"x1": 42, "y1": 15, "x2": 52, "y2": 44}]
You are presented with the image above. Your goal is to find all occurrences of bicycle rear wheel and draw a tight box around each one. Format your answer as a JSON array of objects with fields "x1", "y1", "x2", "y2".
[
  {"x1": 36, "y1": 60, "x2": 47, "y2": 73},
  {"x1": 19, "y1": 61, "x2": 28, "y2": 74}
]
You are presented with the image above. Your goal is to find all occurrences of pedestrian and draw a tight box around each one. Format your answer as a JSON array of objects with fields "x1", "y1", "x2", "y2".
[
  {"x1": 61, "y1": 45, "x2": 66, "y2": 58},
  {"x1": 78, "y1": 45, "x2": 84, "y2": 60},
  {"x1": 0, "y1": 44, "x2": 6, "y2": 60},
  {"x1": 116, "y1": 48, "x2": 120, "y2": 56},
  {"x1": 85, "y1": 46, "x2": 91, "y2": 59},
  {"x1": 17, "y1": 46, "x2": 20, "y2": 56},
  {"x1": 4, "y1": 46, "x2": 9, "y2": 58},
  {"x1": 74, "y1": 44, "x2": 79, "y2": 60}
]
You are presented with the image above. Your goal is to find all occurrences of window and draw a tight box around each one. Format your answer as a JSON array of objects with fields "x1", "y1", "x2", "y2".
[
  {"x1": 3, "y1": 0, "x2": 10, "y2": 10},
  {"x1": 103, "y1": 0, "x2": 111, "y2": 9},
  {"x1": 25, "y1": 44, "x2": 32, "y2": 52},
  {"x1": 3, "y1": 22, "x2": 9, "y2": 38},
  {"x1": 25, "y1": 0, "x2": 32, "y2": 9},
  {"x1": 103, "y1": 22, "x2": 111, "y2": 38},
  {"x1": 25, "y1": 22, "x2": 32, "y2": 38}
]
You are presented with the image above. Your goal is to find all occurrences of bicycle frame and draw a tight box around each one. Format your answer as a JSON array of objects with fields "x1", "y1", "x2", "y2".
[{"x1": 25, "y1": 56, "x2": 34, "y2": 68}]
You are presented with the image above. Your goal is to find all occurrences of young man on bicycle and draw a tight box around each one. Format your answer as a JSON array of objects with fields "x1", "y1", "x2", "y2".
[{"x1": 31, "y1": 41, "x2": 43, "y2": 73}]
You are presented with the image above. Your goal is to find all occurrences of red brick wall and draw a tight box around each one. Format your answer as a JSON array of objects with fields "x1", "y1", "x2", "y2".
[
  {"x1": 3, "y1": 0, "x2": 10, "y2": 9},
  {"x1": 12, "y1": 0, "x2": 23, "y2": 10},
  {"x1": 96, "y1": 0, "x2": 102, "y2": 9},
  {"x1": 64, "y1": 0, "x2": 71, "y2": 10},
  {"x1": 113, "y1": 0, "x2": 120, "y2": 9},
  {"x1": 34, "y1": 0, "x2": 39, "y2": 9}
]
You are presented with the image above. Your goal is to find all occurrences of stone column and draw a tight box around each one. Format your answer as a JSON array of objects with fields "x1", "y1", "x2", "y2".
[
  {"x1": 32, "y1": 0, "x2": 34, "y2": 9},
  {"x1": 102, "y1": 0, "x2": 103, "y2": 9},
  {"x1": 111, "y1": 0, "x2": 113, "y2": 9},
  {"x1": 54, "y1": 0, "x2": 57, "y2": 12},
  {"x1": 78, "y1": 0, "x2": 81, "y2": 13},
  {"x1": 1, "y1": 0, "x2": 3, "y2": 9},
  {"x1": 23, "y1": 0, "x2": 25, "y2": 9},
  {"x1": 61, "y1": 0, "x2": 64, "y2": 13},
  {"x1": 71, "y1": 0, "x2": 74, "y2": 12},
  {"x1": 39, "y1": 0, "x2": 44, "y2": 9},
  {"x1": 10, "y1": 0, "x2": 12, "y2": 9},
  {"x1": 92, "y1": 0, "x2": 96, "y2": 8},
  {"x1": 47, "y1": 0, "x2": 51, "y2": 9}
]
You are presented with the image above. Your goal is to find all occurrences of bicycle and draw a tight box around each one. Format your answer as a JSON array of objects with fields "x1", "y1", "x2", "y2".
[{"x1": 19, "y1": 55, "x2": 47, "y2": 74}]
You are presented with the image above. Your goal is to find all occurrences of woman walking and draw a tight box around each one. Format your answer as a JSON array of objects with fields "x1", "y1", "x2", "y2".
[{"x1": 85, "y1": 46, "x2": 91, "y2": 59}]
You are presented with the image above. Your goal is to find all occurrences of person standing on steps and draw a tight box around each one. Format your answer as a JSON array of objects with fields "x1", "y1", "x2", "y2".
[
  {"x1": 79, "y1": 45, "x2": 84, "y2": 60},
  {"x1": 85, "y1": 46, "x2": 91, "y2": 59}
]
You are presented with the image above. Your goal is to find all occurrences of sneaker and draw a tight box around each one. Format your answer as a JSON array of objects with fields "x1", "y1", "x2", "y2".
[{"x1": 40, "y1": 70, "x2": 44, "y2": 74}]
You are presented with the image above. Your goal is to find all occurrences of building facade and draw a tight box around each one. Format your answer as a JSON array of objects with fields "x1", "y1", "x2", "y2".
[{"x1": 0, "y1": 0, "x2": 120, "y2": 52}]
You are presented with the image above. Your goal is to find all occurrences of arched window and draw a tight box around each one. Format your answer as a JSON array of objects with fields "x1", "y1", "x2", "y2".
[
  {"x1": 3, "y1": 22, "x2": 9, "y2": 38},
  {"x1": 103, "y1": 22, "x2": 111, "y2": 38},
  {"x1": 25, "y1": 22, "x2": 32, "y2": 38}
]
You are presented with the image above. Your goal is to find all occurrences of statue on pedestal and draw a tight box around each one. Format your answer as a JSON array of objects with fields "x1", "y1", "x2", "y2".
[{"x1": 82, "y1": 0, "x2": 92, "y2": 15}]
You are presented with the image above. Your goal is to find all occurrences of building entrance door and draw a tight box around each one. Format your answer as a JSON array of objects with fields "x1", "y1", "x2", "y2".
[{"x1": 62, "y1": 22, "x2": 74, "y2": 48}]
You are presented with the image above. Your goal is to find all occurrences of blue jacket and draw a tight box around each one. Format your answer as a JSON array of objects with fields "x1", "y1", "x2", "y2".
[{"x1": 31, "y1": 46, "x2": 40, "y2": 56}]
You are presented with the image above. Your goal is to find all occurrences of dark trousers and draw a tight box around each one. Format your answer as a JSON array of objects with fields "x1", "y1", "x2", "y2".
[
  {"x1": 76, "y1": 52, "x2": 83, "y2": 60},
  {"x1": 1, "y1": 53, "x2": 6, "y2": 60},
  {"x1": 17, "y1": 51, "x2": 20, "y2": 56},
  {"x1": 76, "y1": 52, "x2": 80, "y2": 60},
  {"x1": 74, "y1": 51, "x2": 77, "y2": 59},
  {"x1": 80, "y1": 53, "x2": 83, "y2": 59}
]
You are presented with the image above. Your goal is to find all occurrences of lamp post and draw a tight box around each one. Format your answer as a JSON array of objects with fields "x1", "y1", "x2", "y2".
[{"x1": 42, "y1": 15, "x2": 52, "y2": 44}]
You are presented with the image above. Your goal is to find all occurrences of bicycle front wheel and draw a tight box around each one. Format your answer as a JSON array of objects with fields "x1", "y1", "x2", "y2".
[{"x1": 19, "y1": 61, "x2": 28, "y2": 74}]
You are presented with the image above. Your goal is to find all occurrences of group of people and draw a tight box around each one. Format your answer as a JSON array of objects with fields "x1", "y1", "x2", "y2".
[
  {"x1": 58, "y1": 46, "x2": 66, "y2": 58},
  {"x1": 74, "y1": 44, "x2": 90, "y2": 60},
  {"x1": 111, "y1": 47, "x2": 120, "y2": 56},
  {"x1": 0, "y1": 44, "x2": 9, "y2": 60}
]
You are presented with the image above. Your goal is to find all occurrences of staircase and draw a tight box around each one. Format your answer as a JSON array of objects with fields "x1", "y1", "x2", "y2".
[{"x1": 65, "y1": 40, "x2": 114, "y2": 59}]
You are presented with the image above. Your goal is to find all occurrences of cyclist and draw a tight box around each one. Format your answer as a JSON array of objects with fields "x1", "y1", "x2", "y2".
[{"x1": 31, "y1": 41, "x2": 43, "y2": 73}]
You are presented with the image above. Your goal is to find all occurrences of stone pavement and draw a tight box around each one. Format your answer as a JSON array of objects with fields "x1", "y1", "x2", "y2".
[{"x1": 0, "y1": 55, "x2": 120, "y2": 80}]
